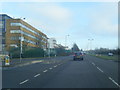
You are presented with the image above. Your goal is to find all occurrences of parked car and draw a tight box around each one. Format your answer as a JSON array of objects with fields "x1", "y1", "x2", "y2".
[
  {"x1": 108, "y1": 53, "x2": 113, "y2": 56},
  {"x1": 73, "y1": 52, "x2": 83, "y2": 60}
]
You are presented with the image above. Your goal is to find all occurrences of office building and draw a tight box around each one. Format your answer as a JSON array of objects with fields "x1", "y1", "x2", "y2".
[
  {"x1": 0, "y1": 14, "x2": 13, "y2": 54},
  {"x1": 0, "y1": 14, "x2": 48, "y2": 54}
]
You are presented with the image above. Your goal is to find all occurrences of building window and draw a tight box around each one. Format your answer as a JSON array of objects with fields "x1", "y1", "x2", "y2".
[
  {"x1": 10, "y1": 36, "x2": 20, "y2": 40},
  {"x1": 10, "y1": 30, "x2": 21, "y2": 33},
  {"x1": 10, "y1": 22, "x2": 43, "y2": 38},
  {"x1": 11, "y1": 23, "x2": 21, "y2": 26},
  {"x1": 10, "y1": 44, "x2": 18, "y2": 48}
]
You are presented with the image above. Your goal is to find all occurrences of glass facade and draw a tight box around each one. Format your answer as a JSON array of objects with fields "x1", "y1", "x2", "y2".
[
  {"x1": 0, "y1": 14, "x2": 12, "y2": 53},
  {"x1": 10, "y1": 36, "x2": 36, "y2": 45},
  {"x1": 11, "y1": 23, "x2": 45, "y2": 38},
  {"x1": 10, "y1": 30, "x2": 41, "y2": 41}
]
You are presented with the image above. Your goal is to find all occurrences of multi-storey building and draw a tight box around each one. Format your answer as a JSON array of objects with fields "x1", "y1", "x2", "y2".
[
  {"x1": 0, "y1": 14, "x2": 13, "y2": 54},
  {"x1": 47, "y1": 38, "x2": 57, "y2": 55},
  {"x1": 0, "y1": 14, "x2": 48, "y2": 54},
  {"x1": 48, "y1": 38, "x2": 57, "y2": 49}
]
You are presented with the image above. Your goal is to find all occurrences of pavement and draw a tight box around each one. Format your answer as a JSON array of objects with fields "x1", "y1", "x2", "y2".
[
  {"x1": 2, "y1": 55, "x2": 120, "y2": 88},
  {"x1": 1, "y1": 56, "x2": 61, "y2": 69}
]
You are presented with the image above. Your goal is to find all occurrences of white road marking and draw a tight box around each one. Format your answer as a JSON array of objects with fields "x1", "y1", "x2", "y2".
[
  {"x1": 96, "y1": 67, "x2": 104, "y2": 73},
  {"x1": 49, "y1": 68, "x2": 53, "y2": 70},
  {"x1": 92, "y1": 62, "x2": 95, "y2": 66},
  {"x1": 34, "y1": 74, "x2": 40, "y2": 77},
  {"x1": 43, "y1": 70, "x2": 48, "y2": 72},
  {"x1": 54, "y1": 65, "x2": 57, "y2": 68},
  {"x1": 108, "y1": 77, "x2": 120, "y2": 88},
  {"x1": 19, "y1": 79, "x2": 29, "y2": 85}
]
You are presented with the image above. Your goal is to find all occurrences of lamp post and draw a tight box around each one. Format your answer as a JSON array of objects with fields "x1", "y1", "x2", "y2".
[
  {"x1": 65, "y1": 35, "x2": 70, "y2": 48},
  {"x1": 20, "y1": 31, "x2": 24, "y2": 62},
  {"x1": 88, "y1": 39, "x2": 94, "y2": 50}
]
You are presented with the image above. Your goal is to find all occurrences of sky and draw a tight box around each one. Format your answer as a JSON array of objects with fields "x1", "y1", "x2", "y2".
[{"x1": 0, "y1": 0, "x2": 118, "y2": 50}]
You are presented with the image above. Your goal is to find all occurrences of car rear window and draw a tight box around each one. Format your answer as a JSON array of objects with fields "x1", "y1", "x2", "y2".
[{"x1": 74, "y1": 53, "x2": 82, "y2": 55}]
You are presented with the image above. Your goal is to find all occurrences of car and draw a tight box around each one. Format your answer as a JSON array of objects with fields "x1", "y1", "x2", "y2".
[
  {"x1": 108, "y1": 53, "x2": 113, "y2": 56},
  {"x1": 73, "y1": 52, "x2": 84, "y2": 60}
]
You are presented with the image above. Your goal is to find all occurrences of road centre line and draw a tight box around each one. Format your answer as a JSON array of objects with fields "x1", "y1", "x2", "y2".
[
  {"x1": 96, "y1": 67, "x2": 104, "y2": 73},
  {"x1": 43, "y1": 70, "x2": 48, "y2": 72},
  {"x1": 49, "y1": 68, "x2": 53, "y2": 70},
  {"x1": 92, "y1": 62, "x2": 95, "y2": 66},
  {"x1": 19, "y1": 79, "x2": 29, "y2": 85},
  {"x1": 108, "y1": 77, "x2": 120, "y2": 88},
  {"x1": 54, "y1": 65, "x2": 57, "y2": 67},
  {"x1": 34, "y1": 74, "x2": 40, "y2": 77}
]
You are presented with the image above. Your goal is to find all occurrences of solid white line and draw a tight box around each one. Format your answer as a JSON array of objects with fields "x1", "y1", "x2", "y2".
[
  {"x1": 108, "y1": 77, "x2": 120, "y2": 88},
  {"x1": 96, "y1": 67, "x2": 104, "y2": 73},
  {"x1": 34, "y1": 74, "x2": 40, "y2": 77},
  {"x1": 19, "y1": 79, "x2": 29, "y2": 85},
  {"x1": 49, "y1": 68, "x2": 53, "y2": 70},
  {"x1": 43, "y1": 70, "x2": 48, "y2": 72},
  {"x1": 92, "y1": 62, "x2": 95, "y2": 66}
]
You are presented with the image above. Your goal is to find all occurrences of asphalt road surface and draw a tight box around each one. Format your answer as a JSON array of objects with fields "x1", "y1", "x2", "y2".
[{"x1": 2, "y1": 55, "x2": 119, "y2": 88}]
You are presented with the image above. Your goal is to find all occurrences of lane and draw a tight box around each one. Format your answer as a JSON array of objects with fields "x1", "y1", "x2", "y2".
[
  {"x1": 2, "y1": 56, "x2": 71, "y2": 88},
  {"x1": 3, "y1": 55, "x2": 119, "y2": 88},
  {"x1": 86, "y1": 55, "x2": 118, "y2": 83},
  {"x1": 18, "y1": 55, "x2": 118, "y2": 88}
]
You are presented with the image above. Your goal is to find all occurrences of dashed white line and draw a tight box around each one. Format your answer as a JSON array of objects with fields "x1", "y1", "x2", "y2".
[
  {"x1": 108, "y1": 77, "x2": 120, "y2": 88},
  {"x1": 34, "y1": 74, "x2": 40, "y2": 77},
  {"x1": 54, "y1": 65, "x2": 57, "y2": 68},
  {"x1": 49, "y1": 68, "x2": 53, "y2": 70},
  {"x1": 92, "y1": 62, "x2": 95, "y2": 66},
  {"x1": 19, "y1": 79, "x2": 29, "y2": 85},
  {"x1": 43, "y1": 70, "x2": 48, "y2": 72},
  {"x1": 96, "y1": 67, "x2": 104, "y2": 73}
]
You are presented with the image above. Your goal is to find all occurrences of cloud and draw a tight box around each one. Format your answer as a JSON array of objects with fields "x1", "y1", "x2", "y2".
[
  {"x1": 88, "y1": 3, "x2": 118, "y2": 36},
  {"x1": 20, "y1": 3, "x2": 73, "y2": 36}
]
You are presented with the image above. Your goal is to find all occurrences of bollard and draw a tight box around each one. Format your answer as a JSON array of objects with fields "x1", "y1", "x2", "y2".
[{"x1": 5, "y1": 55, "x2": 10, "y2": 66}]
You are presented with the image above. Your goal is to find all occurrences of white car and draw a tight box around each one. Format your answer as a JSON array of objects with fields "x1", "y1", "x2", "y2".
[{"x1": 108, "y1": 53, "x2": 113, "y2": 56}]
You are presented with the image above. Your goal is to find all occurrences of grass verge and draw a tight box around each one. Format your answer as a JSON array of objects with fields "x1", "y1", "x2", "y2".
[{"x1": 90, "y1": 54, "x2": 119, "y2": 61}]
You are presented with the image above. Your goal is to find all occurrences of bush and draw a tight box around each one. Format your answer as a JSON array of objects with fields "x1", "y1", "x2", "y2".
[
  {"x1": 9, "y1": 47, "x2": 45, "y2": 58},
  {"x1": 23, "y1": 47, "x2": 44, "y2": 58}
]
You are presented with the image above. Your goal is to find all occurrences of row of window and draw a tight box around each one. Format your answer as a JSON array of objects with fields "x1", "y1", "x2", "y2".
[
  {"x1": 10, "y1": 36, "x2": 37, "y2": 45},
  {"x1": 10, "y1": 22, "x2": 47, "y2": 39},
  {"x1": 10, "y1": 30, "x2": 46, "y2": 43}
]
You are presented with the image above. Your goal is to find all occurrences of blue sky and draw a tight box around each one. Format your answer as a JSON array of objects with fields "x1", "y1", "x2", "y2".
[{"x1": 0, "y1": 1, "x2": 118, "y2": 50}]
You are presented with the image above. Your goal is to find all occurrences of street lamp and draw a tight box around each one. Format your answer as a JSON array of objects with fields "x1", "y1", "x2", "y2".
[
  {"x1": 65, "y1": 35, "x2": 70, "y2": 48},
  {"x1": 88, "y1": 39, "x2": 94, "y2": 50},
  {"x1": 20, "y1": 31, "x2": 24, "y2": 62}
]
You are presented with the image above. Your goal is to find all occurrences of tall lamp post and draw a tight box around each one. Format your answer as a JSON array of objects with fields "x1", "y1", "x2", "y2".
[
  {"x1": 65, "y1": 35, "x2": 70, "y2": 48},
  {"x1": 20, "y1": 18, "x2": 25, "y2": 62},
  {"x1": 20, "y1": 31, "x2": 24, "y2": 62},
  {"x1": 88, "y1": 39, "x2": 94, "y2": 50}
]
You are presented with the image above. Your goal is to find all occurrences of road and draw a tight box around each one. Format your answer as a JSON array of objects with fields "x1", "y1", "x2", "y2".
[{"x1": 2, "y1": 55, "x2": 119, "y2": 88}]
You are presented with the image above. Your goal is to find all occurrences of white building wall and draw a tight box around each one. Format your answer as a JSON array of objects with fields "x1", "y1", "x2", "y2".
[{"x1": 48, "y1": 38, "x2": 56, "y2": 49}]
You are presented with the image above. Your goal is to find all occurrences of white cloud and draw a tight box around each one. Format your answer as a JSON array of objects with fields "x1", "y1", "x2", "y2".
[
  {"x1": 89, "y1": 3, "x2": 118, "y2": 36},
  {"x1": 20, "y1": 3, "x2": 73, "y2": 37}
]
